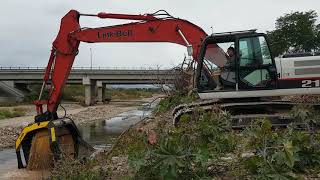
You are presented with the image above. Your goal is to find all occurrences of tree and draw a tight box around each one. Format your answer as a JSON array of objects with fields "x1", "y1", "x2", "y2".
[{"x1": 267, "y1": 10, "x2": 320, "y2": 57}]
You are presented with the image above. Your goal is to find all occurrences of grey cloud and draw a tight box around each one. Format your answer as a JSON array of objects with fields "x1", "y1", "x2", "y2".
[{"x1": 0, "y1": 0, "x2": 319, "y2": 68}]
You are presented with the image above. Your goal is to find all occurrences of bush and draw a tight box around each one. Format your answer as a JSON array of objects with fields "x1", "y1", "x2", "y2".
[
  {"x1": 23, "y1": 85, "x2": 48, "y2": 103},
  {"x1": 126, "y1": 105, "x2": 320, "y2": 179},
  {"x1": 128, "y1": 108, "x2": 236, "y2": 179},
  {"x1": 62, "y1": 85, "x2": 85, "y2": 102},
  {"x1": 24, "y1": 85, "x2": 85, "y2": 103},
  {"x1": 105, "y1": 88, "x2": 156, "y2": 100},
  {"x1": 0, "y1": 108, "x2": 25, "y2": 119},
  {"x1": 49, "y1": 158, "x2": 107, "y2": 180},
  {"x1": 154, "y1": 93, "x2": 198, "y2": 114},
  {"x1": 238, "y1": 118, "x2": 320, "y2": 179}
]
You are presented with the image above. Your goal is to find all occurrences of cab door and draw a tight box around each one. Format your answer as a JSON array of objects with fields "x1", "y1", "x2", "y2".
[{"x1": 237, "y1": 35, "x2": 277, "y2": 89}]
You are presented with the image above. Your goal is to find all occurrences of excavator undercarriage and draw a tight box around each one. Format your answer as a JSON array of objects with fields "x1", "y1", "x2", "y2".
[{"x1": 172, "y1": 98, "x2": 320, "y2": 130}]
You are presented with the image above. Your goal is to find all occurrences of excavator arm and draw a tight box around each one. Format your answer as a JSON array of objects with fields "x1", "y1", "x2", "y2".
[
  {"x1": 16, "y1": 10, "x2": 211, "y2": 169},
  {"x1": 35, "y1": 10, "x2": 208, "y2": 119}
]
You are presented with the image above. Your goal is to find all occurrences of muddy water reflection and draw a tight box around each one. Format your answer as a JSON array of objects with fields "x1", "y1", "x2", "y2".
[
  {"x1": 78, "y1": 99, "x2": 159, "y2": 149},
  {"x1": 0, "y1": 149, "x2": 17, "y2": 175}
]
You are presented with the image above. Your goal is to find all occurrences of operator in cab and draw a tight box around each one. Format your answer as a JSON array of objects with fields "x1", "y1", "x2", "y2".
[
  {"x1": 213, "y1": 46, "x2": 236, "y2": 90},
  {"x1": 225, "y1": 47, "x2": 236, "y2": 67}
]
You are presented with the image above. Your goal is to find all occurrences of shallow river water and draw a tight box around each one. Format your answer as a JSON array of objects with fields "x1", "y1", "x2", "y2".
[{"x1": 78, "y1": 100, "x2": 159, "y2": 149}]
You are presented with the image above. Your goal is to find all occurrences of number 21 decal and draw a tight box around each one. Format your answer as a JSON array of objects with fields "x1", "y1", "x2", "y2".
[{"x1": 302, "y1": 80, "x2": 320, "y2": 88}]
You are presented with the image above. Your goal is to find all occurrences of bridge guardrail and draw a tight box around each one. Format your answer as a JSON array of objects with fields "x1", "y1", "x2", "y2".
[{"x1": 0, "y1": 66, "x2": 175, "y2": 70}]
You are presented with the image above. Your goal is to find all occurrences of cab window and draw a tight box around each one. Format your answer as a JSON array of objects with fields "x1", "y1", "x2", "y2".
[
  {"x1": 238, "y1": 36, "x2": 273, "y2": 87},
  {"x1": 239, "y1": 36, "x2": 272, "y2": 66}
]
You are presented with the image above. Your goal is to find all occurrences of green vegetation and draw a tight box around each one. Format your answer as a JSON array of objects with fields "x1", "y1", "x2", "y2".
[
  {"x1": 22, "y1": 85, "x2": 158, "y2": 104},
  {"x1": 105, "y1": 88, "x2": 158, "y2": 100},
  {"x1": 49, "y1": 95, "x2": 320, "y2": 179},
  {"x1": 126, "y1": 106, "x2": 320, "y2": 179},
  {"x1": 49, "y1": 158, "x2": 106, "y2": 180},
  {"x1": 0, "y1": 102, "x2": 22, "y2": 107},
  {"x1": 23, "y1": 85, "x2": 49, "y2": 103},
  {"x1": 129, "y1": 108, "x2": 237, "y2": 179},
  {"x1": 239, "y1": 119, "x2": 320, "y2": 179},
  {"x1": 267, "y1": 10, "x2": 320, "y2": 56},
  {"x1": 154, "y1": 93, "x2": 198, "y2": 114},
  {"x1": 0, "y1": 107, "x2": 25, "y2": 119},
  {"x1": 23, "y1": 84, "x2": 84, "y2": 103},
  {"x1": 62, "y1": 85, "x2": 85, "y2": 102}
]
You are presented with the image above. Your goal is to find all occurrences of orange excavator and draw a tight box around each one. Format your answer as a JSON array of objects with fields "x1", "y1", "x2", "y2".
[
  {"x1": 16, "y1": 9, "x2": 320, "y2": 169},
  {"x1": 15, "y1": 9, "x2": 214, "y2": 169}
]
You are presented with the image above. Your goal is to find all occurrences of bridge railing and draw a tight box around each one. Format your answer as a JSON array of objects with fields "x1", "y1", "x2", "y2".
[{"x1": 0, "y1": 66, "x2": 174, "y2": 70}]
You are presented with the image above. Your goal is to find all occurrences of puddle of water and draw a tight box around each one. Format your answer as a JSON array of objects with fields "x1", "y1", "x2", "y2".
[
  {"x1": 78, "y1": 99, "x2": 160, "y2": 150},
  {"x1": 0, "y1": 148, "x2": 18, "y2": 174}
]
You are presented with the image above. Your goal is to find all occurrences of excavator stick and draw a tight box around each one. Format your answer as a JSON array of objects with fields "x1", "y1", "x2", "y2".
[{"x1": 15, "y1": 118, "x2": 93, "y2": 170}]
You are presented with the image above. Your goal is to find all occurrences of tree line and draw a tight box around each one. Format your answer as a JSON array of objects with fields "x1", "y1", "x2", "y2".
[{"x1": 267, "y1": 10, "x2": 320, "y2": 57}]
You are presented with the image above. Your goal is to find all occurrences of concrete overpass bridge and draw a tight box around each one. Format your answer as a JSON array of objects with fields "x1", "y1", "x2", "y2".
[{"x1": 0, "y1": 67, "x2": 178, "y2": 105}]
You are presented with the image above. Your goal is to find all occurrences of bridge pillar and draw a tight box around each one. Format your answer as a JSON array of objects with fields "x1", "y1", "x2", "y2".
[
  {"x1": 2, "y1": 81, "x2": 15, "y2": 88},
  {"x1": 102, "y1": 84, "x2": 106, "y2": 102},
  {"x1": 83, "y1": 77, "x2": 96, "y2": 106},
  {"x1": 96, "y1": 81, "x2": 104, "y2": 104},
  {"x1": 0, "y1": 81, "x2": 24, "y2": 102}
]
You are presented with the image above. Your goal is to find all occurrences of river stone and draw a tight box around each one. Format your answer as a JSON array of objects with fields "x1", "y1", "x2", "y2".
[{"x1": 111, "y1": 156, "x2": 120, "y2": 164}]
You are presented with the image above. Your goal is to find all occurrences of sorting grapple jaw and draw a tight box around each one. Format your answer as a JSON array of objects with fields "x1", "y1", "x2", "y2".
[{"x1": 15, "y1": 118, "x2": 93, "y2": 170}]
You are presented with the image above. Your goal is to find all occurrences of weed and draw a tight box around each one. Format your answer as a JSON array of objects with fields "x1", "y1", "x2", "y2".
[
  {"x1": 62, "y1": 85, "x2": 85, "y2": 102},
  {"x1": 48, "y1": 99, "x2": 320, "y2": 179},
  {"x1": 154, "y1": 93, "x2": 197, "y2": 114},
  {"x1": 127, "y1": 105, "x2": 320, "y2": 179},
  {"x1": 0, "y1": 108, "x2": 25, "y2": 119},
  {"x1": 23, "y1": 85, "x2": 49, "y2": 102},
  {"x1": 106, "y1": 88, "x2": 157, "y2": 100},
  {"x1": 23, "y1": 85, "x2": 158, "y2": 104},
  {"x1": 49, "y1": 158, "x2": 107, "y2": 180},
  {"x1": 239, "y1": 118, "x2": 320, "y2": 179},
  {"x1": 128, "y1": 108, "x2": 236, "y2": 179}
]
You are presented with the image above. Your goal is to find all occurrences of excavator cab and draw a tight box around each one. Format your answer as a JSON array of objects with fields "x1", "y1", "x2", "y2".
[{"x1": 196, "y1": 30, "x2": 278, "y2": 98}]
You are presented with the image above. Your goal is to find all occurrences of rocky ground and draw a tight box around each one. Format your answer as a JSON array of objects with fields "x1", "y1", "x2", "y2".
[
  {"x1": 69, "y1": 102, "x2": 141, "y2": 125},
  {"x1": 0, "y1": 127, "x2": 22, "y2": 150}
]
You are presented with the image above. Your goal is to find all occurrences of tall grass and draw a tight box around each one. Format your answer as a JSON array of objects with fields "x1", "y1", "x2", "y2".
[
  {"x1": 22, "y1": 85, "x2": 159, "y2": 104},
  {"x1": 0, "y1": 107, "x2": 25, "y2": 119},
  {"x1": 105, "y1": 88, "x2": 158, "y2": 100}
]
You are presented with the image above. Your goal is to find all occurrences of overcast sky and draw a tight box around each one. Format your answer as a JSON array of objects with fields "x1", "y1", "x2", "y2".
[{"x1": 0, "y1": 0, "x2": 319, "y2": 68}]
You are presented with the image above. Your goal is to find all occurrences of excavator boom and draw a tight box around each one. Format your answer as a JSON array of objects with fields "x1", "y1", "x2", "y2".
[
  {"x1": 16, "y1": 9, "x2": 210, "y2": 169},
  {"x1": 35, "y1": 10, "x2": 208, "y2": 118}
]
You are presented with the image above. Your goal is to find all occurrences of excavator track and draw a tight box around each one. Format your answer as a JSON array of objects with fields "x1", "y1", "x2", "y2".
[{"x1": 172, "y1": 99, "x2": 320, "y2": 129}]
